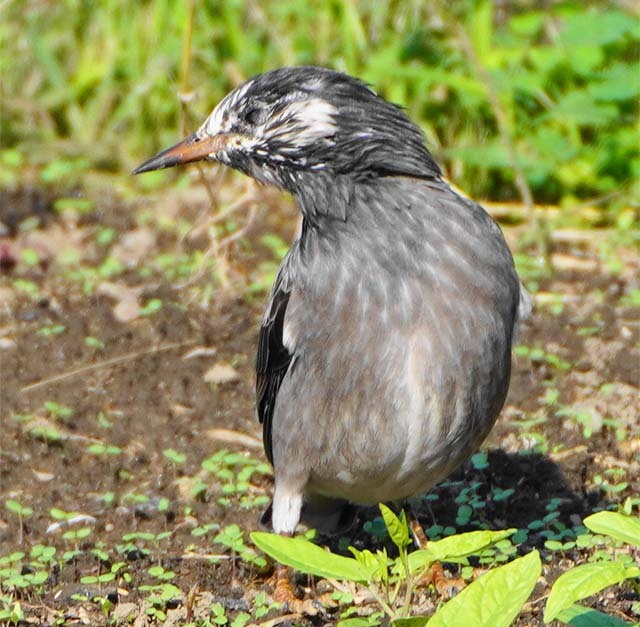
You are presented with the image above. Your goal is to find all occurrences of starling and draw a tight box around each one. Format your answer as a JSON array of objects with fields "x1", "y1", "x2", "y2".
[{"x1": 134, "y1": 66, "x2": 531, "y2": 537}]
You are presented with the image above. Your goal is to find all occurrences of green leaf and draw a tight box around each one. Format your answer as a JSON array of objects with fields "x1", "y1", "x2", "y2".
[
  {"x1": 555, "y1": 603, "x2": 633, "y2": 627},
  {"x1": 583, "y1": 511, "x2": 640, "y2": 547},
  {"x1": 589, "y1": 64, "x2": 640, "y2": 102},
  {"x1": 553, "y1": 91, "x2": 618, "y2": 126},
  {"x1": 250, "y1": 532, "x2": 373, "y2": 582},
  {"x1": 5, "y1": 500, "x2": 33, "y2": 517},
  {"x1": 348, "y1": 546, "x2": 390, "y2": 582},
  {"x1": 379, "y1": 504, "x2": 410, "y2": 549},
  {"x1": 393, "y1": 618, "x2": 429, "y2": 627},
  {"x1": 544, "y1": 560, "x2": 635, "y2": 622},
  {"x1": 428, "y1": 550, "x2": 541, "y2": 627},
  {"x1": 408, "y1": 529, "x2": 516, "y2": 572},
  {"x1": 509, "y1": 12, "x2": 543, "y2": 37},
  {"x1": 447, "y1": 142, "x2": 510, "y2": 169},
  {"x1": 559, "y1": 10, "x2": 637, "y2": 46},
  {"x1": 338, "y1": 619, "x2": 382, "y2": 627}
]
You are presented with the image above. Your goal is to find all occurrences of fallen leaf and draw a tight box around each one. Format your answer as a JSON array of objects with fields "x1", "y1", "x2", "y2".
[
  {"x1": 170, "y1": 403, "x2": 195, "y2": 417},
  {"x1": 0, "y1": 336, "x2": 17, "y2": 350},
  {"x1": 183, "y1": 346, "x2": 217, "y2": 360},
  {"x1": 111, "y1": 602, "x2": 137, "y2": 623},
  {"x1": 203, "y1": 362, "x2": 240, "y2": 384},
  {"x1": 32, "y1": 468, "x2": 55, "y2": 482},
  {"x1": 78, "y1": 606, "x2": 92, "y2": 625},
  {"x1": 206, "y1": 428, "x2": 263, "y2": 450},
  {"x1": 97, "y1": 281, "x2": 143, "y2": 322}
]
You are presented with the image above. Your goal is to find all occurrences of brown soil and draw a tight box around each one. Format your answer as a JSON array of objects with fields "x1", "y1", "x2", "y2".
[{"x1": 0, "y1": 182, "x2": 638, "y2": 626}]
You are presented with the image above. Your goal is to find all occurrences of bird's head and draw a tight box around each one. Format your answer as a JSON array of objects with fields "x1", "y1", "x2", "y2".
[{"x1": 133, "y1": 66, "x2": 441, "y2": 194}]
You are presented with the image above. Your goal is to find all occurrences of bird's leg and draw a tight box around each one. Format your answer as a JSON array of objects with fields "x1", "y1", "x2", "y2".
[
  {"x1": 268, "y1": 485, "x2": 323, "y2": 615},
  {"x1": 272, "y1": 552, "x2": 332, "y2": 616},
  {"x1": 407, "y1": 505, "x2": 464, "y2": 598},
  {"x1": 273, "y1": 562, "x2": 298, "y2": 607},
  {"x1": 408, "y1": 513, "x2": 429, "y2": 548}
]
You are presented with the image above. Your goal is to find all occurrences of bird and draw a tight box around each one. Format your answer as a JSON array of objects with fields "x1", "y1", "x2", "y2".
[{"x1": 133, "y1": 66, "x2": 531, "y2": 539}]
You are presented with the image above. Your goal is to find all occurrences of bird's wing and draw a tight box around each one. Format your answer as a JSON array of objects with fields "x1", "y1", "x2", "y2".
[{"x1": 256, "y1": 272, "x2": 293, "y2": 464}]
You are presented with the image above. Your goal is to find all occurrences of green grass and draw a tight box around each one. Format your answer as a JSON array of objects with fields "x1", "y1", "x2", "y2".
[{"x1": 1, "y1": 0, "x2": 638, "y2": 222}]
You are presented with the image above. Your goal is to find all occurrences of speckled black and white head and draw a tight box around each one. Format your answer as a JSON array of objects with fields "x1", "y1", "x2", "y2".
[{"x1": 133, "y1": 66, "x2": 441, "y2": 196}]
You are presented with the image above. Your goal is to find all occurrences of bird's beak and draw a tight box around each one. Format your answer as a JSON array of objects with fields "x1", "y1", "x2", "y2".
[{"x1": 132, "y1": 132, "x2": 231, "y2": 175}]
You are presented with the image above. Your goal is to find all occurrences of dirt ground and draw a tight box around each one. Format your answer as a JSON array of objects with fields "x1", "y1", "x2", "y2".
[{"x1": 0, "y1": 180, "x2": 638, "y2": 626}]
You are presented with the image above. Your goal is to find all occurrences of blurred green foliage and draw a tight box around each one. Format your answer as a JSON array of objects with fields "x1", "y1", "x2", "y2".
[{"x1": 1, "y1": 0, "x2": 638, "y2": 222}]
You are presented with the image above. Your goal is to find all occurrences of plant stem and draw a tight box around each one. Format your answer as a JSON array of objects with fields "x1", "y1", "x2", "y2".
[
  {"x1": 400, "y1": 547, "x2": 414, "y2": 617},
  {"x1": 368, "y1": 584, "x2": 396, "y2": 620}
]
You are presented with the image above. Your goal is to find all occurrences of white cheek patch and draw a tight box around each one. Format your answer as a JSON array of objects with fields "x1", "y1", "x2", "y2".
[{"x1": 271, "y1": 98, "x2": 338, "y2": 147}]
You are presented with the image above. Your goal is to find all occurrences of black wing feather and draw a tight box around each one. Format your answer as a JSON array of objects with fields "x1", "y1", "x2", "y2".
[{"x1": 256, "y1": 279, "x2": 293, "y2": 464}]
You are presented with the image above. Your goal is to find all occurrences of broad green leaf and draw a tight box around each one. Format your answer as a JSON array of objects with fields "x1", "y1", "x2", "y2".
[
  {"x1": 338, "y1": 619, "x2": 382, "y2": 627},
  {"x1": 589, "y1": 64, "x2": 640, "y2": 102},
  {"x1": 544, "y1": 560, "x2": 634, "y2": 622},
  {"x1": 509, "y1": 12, "x2": 543, "y2": 37},
  {"x1": 559, "y1": 10, "x2": 637, "y2": 46},
  {"x1": 528, "y1": 46, "x2": 563, "y2": 72},
  {"x1": 393, "y1": 618, "x2": 429, "y2": 627},
  {"x1": 555, "y1": 603, "x2": 633, "y2": 627},
  {"x1": 428, "y1": 550, "x2": 541, "y2": 627},
  {"x1": 584, "y1": 511, "x2": 640, "y2": 547},
  {"x1": 408, "y1": 529, "x2": 516, "y2": 572},
  {"x1": 447, "y1": 143, "x2": 510, "y2": 169},
  {"x1": 565, "y1": 45, "x2": 605, "y2": 75},
  {"x1": 553, "y1": 91, "x2": 618, "y2": 126},
  {"x1": 379, "y1": 504, "x2": 410, "y2": 549},
  {"x1": 250, "y1": 532, "x2": 373, "y2": 582}
]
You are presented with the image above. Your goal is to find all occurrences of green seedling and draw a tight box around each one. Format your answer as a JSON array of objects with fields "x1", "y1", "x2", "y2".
[
  {"x1": 214, "y1": 525, "x2": 266, "y2": 568},
  {"x1": 12, "y1": 279, "x2": 42, "y2": 300},
  {"x1": 86, "y1": 442, "x2": 122, "y2": 456},
  {"x1": 85, "y1": 336, "x2": 106, "y2": 350},
  {"x1": 139, "y1": 298, "x2": 163, "y2": 316},
  {"x1": 5, "y1": 500, "x2": 32, "y2": 544},
  {"x1": 36, "y1": 324, "x2": 66, "y2": 338},
  {"x1": 163, "y1": 448, "x2": 187, "y2": 464},
  {"x1": 43, "y1": 401, "x2": 73, "y2": 421},
  {"x1": 201, "y1": 449, "x2": 271, "y2": 509},
  {"x1": 252, "y1": 505, "x2": 540, "y2": 624},
  {"x1": 545, "y1": 510, "x2": 640, "y2": 623}
]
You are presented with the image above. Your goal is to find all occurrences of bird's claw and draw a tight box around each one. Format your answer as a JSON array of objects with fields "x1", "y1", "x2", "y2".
[
  {"x1": 273, "y1": 567, "x2": 322, "y2": 616},
  {"x1": 421, "y1": 561, "x2": 465, "y2": 599}
]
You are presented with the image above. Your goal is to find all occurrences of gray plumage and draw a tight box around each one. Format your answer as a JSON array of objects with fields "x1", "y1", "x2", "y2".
[{"x1": 133, "y1": 66, "x2": 531, "y2": 536}]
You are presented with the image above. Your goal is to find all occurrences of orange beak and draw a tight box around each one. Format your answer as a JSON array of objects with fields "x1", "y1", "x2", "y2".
[{"x1": 132, "y1": 132, "x2": 232, "y2": 175}]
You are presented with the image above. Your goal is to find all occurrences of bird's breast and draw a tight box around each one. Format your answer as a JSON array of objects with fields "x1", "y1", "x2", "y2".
[{"x1": 272, "y1": 178, "x2": 520, "y2": 503}]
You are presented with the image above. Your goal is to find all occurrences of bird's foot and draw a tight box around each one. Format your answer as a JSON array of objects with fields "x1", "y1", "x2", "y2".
[
  {"x1": 272, "y1": 565, "x2": 324, "y2": 616},
  {"x1": 408, "y1": 512, "x2": 465, "y2": 598},
  {"x1": 420, "y1": 561, "x2": 465, "y2": 598}
]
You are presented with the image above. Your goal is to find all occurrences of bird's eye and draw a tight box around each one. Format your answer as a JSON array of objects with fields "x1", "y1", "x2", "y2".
[{"x1": 244, "y1": 106, "x2": 263, "y2": 126}]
